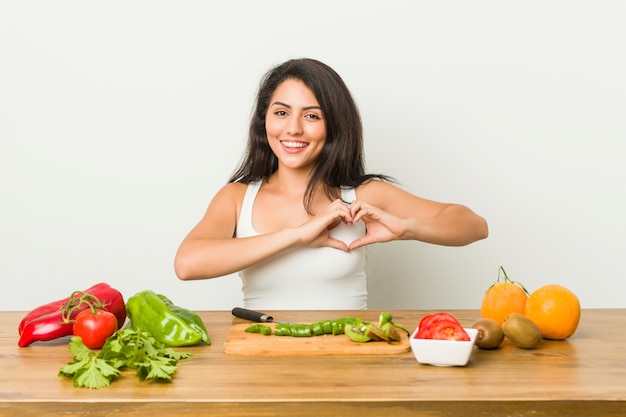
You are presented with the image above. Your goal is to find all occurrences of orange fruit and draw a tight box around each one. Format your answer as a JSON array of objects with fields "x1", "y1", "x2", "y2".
[
  {"x1": 525, "y1": 284, "x2": 580, "y2": 340},
  {"x1": 480, "y1": 266, "x2": 529, "y2": 325}
]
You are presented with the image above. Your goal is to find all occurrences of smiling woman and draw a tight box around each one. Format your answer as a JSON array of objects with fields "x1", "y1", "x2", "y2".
[{"x1": 173, "y1": 58, "x2": 488, "y2": 310}]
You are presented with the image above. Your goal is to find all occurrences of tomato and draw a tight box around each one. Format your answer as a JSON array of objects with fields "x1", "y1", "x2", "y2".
[
  {"x1": 416, "y1": 312, "x2": 462, "y2": 339},
  {"x1": 73, "y1": 308, "x2": 118, "y2": 349},
  {"x1": 430, "y1": 320, "x2": 470, "y2": 341}
]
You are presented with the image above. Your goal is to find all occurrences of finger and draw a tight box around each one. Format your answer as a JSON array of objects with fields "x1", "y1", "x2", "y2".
[
  {"x1": 348, "y1": 235, "x2": 376, "y2": 250},
  {"x1": 351, "y1": 205, "x2": 373, "y2": 223},
  {"x1": 333, "y1": 205, "x2": 354, "y2": 223},
  {"x1": 325, "y1": 237, "x2": 349, "y2": 252}
]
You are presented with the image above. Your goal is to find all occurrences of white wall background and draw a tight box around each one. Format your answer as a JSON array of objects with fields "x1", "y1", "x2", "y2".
[{"x1": 2, "y1": 1, "x2": 625, "y2": 312}]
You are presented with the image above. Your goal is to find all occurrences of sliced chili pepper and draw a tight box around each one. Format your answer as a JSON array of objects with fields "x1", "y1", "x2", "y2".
[
  {"x1": 274, "y1": 323, "x2": 291, "y2": 336},
  {"x1": 245, "y1": 323, "x2": 272, "y2": 335},
  {"x1": 290, "y1": 324, "x2": 312, "y2": 337},
  {"x1": 310, "y1": 322, "x2": 324, "y2": 336}
]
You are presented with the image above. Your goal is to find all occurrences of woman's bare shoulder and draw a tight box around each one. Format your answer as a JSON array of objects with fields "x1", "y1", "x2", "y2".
[
  {"x1": 355, "y1": 178, "x2": 394, "y2": 195},
  {"x1": 212, "y1": 181, "x2": 249, "y2": 206}
]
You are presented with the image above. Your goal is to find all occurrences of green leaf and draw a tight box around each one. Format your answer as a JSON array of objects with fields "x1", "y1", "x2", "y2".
[
  {"x1": 58, "y1": 357, "x2": 90, "y2": 377},
  {"x1": 67, "y1": 336, "x2": 95, "y2": 361},
  {"x1": 73, "y1": 357, "x2": 119, "y2": 389}
]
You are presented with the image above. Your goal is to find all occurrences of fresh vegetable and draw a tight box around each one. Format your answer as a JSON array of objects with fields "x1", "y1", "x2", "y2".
[
  {"x1": 125, "y1": 290, "x2": 210, "y2": 347},
  {"x1": 416, "y1": 312, "x2": 461, "y2": 339},
  {"x1": 431, "y1": 320, "x2": 470, "y2": 341},
  {"x1": 157, "y1": 294, "x2": 211, "y2": 344},
  {"x1": 73, "y1": 308, "x2": 118, "y2": 349},
  {"x1": 415, "y1": 312, "x2": 470, "y2": 341},
  {"x1": 18, "y1": 283, "x2": 126, "y2": 347},
  {"x1": 245, "y1": 323, "x2": 272, "y2": 335},
  {"x1": 274, "y1": 318, "x2": 349, "y2": 337},
  {"x1": 59, "y1": 328, "x2": 192, "y2": 389},
  {"x1": 245, "y1": 313, "x2": 409, "y2": 344}
]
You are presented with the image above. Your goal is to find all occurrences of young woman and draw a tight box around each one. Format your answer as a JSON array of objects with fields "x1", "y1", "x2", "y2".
[{"x1": 174, "y1": 58, "x2": 488, "y2": 309}]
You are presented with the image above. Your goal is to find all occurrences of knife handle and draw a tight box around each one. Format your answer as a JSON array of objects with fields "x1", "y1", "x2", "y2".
[{"x1": 232, "y1": 307, "x2": 274, "y2": 323}]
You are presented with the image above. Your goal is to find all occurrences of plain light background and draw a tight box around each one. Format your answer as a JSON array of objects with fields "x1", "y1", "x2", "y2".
[{"x1": 2, "y1": 1, "x2": 625, "y2": 312}]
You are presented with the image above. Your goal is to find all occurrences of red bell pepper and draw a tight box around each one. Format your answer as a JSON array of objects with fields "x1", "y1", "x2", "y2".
[{"x1": 18, "y1": 283, "x2": 126, "y2": 347}]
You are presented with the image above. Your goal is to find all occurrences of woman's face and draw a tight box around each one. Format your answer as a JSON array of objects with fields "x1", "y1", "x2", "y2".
[{"x1": 265, "y1": 78, "x2": 327, "y2": 172}]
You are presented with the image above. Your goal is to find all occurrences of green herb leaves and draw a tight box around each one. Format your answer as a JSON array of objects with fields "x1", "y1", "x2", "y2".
[{"x1": 59, "y1": 328, "x2": 192, "y2": 389}]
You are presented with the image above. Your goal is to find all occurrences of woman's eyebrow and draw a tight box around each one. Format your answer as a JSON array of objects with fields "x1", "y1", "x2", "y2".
[{"x1": 270, "y1": 101, "x2": 322, "y2": 111}]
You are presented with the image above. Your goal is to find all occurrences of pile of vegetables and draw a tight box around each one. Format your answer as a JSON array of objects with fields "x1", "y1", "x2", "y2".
[
  {"x1": 17, "y1": 284, "x2": 210, "y2": 389},
  {"x1": 245, "y1": 312, "x2": 409, "y2": 343}
]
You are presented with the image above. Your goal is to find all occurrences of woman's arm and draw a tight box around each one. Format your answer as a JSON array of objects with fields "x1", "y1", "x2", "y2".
[
  {"x1": 174, "y1": 183, "x2": 352, "y2": 280},
  {"x1": 349, "y1": 180, "x2": 488, "y2": 249}
]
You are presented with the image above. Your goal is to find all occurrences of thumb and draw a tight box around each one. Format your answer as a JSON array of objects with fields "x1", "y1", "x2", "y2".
[
  {"x1": 348, "y1": 235, "x2": 377, "y2": 250},
  {"x1": 325, "y1": 237, "x2": 350, "y2": 252}
]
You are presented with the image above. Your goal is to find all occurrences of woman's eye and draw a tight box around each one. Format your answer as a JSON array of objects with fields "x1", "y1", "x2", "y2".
[
  {"x1": 305, "y1": 113, "x2": 321, "y2": 120},
  {"x1": 274, "y1": 110, "x2": 288, "y2": 116}
]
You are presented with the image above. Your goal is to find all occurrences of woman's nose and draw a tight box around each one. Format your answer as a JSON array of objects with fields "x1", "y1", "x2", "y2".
[{"x1": 286, "y1": 115, "x2": 303, "y2": 135}]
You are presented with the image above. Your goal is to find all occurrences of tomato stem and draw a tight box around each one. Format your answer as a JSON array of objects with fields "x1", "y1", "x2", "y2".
[{"x1": 61, "y1": 291, "x2": 108, "y2": 323}]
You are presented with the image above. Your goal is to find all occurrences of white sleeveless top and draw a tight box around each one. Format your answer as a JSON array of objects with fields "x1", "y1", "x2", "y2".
[{"x1": 236, "y1": 180, "x2": 368, "y2": 310}]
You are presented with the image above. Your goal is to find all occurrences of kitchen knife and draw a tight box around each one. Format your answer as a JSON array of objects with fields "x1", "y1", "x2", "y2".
[{"x1": 231, "y1": 307, "x2": 287, "y2": 324}]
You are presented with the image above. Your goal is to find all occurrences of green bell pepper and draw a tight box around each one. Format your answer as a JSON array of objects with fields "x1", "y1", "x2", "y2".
[
  {"x1": 126, "y1": 290, "x2": 210, "y2": 346},
  {"x1": 157, "y1": 294, "x2": 211, "y2": 344}
]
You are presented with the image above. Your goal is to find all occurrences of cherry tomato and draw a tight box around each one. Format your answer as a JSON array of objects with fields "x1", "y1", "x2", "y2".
[
  {"x1": 73, "y1": 308, "x2": 118, "y2": 349},
  {"x1": 416, "y1": 312, "x2": 462, "y2": 339},
  {"x1": 430, "y1": 320, "x2": 470, "y2": 341}
]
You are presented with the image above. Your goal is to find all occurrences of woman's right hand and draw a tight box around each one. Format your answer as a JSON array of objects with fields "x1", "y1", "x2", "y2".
[{"x1": 296, "y1": 199, "x2": 353, "y2": 251}]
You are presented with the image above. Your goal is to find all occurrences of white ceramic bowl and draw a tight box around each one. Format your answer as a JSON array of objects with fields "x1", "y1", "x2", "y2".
[{"x1": 410, "y1": 327, "x2": 478, "y2": 367}]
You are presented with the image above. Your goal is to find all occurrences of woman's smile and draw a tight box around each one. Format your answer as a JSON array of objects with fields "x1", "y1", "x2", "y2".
[{"x1": 280, "y1": 140, "x2": 309, "y2": 152}]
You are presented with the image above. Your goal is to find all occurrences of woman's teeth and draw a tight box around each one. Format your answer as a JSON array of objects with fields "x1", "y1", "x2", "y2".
[{"x1": 282, "y1": 141, "x2": 307, "y2": 148}]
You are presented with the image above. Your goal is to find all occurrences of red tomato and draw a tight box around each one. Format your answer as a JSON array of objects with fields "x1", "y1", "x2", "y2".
[
  {"x1": 416, "y1": 312, "x2": 462, "y2": 339},
  {"x1": 430, "y1": 320, "x2": 470, "y2": 341},
  {"x1": 73, "y1": 308, "x2": 118, "y2": 349}
]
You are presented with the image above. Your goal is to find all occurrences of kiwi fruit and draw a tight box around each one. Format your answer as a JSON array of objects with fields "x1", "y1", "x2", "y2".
[
  {"x1": 471, "y1": 318, "x2": 504, "y2": 349},
  {"x1": 502, "y1": 313, "x2": 542, "y2": 349},
  {"x1": 344, "y1": 322, "x2": 372, "y2": 343}
]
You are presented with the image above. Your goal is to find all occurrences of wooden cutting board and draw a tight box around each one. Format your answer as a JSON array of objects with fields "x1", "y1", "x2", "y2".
[{"x1": 223, "y1": 323, "x2": 411, "y2": 356}]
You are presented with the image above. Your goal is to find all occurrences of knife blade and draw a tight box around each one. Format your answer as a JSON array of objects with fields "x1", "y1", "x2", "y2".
[{"x1": 231, "y1": 307, "x2": 287, "y2": 324}]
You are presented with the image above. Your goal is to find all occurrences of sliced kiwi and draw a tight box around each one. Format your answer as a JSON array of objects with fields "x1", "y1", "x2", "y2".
[
  {"x1": 366, "y1": 325, "x2": 388, "y2": 341},
  {"x1": 471, "y1": 318, "x2": 504, "y2": 349},
  {"x1": 344, "y1": 322, "x2": 372, "y2": 343}
]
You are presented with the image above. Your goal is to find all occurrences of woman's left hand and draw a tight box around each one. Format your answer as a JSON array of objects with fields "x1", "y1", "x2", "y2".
[{"x1": 347, "y1": 201, "x2": 409, "y2": 250}]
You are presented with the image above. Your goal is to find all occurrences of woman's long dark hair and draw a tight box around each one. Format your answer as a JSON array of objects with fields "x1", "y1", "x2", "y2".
[{"x1": 229, "y1": 58, "x2": 391, "y2": 212}]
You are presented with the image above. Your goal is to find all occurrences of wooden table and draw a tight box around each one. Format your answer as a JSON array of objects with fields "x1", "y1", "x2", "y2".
[{"x1": 1, "y1": 309, "x2": 625, "y2": 417}]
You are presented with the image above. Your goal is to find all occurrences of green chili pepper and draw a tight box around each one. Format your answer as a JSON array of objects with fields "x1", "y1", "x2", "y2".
[
  {"x1": 245, "y1": 323, "x2": 272, "y2": 335},
  {"x1": 247, "y1": 316, "x2": 405, "y2": 341},
  {"x1": 126, "y1": 290, "x2": 209, "y2": 347},
  {"x1": 290, "y1": 324, "x2": 312, "y2": 337},
  {"x1": 157, "y1": 294, "x2": 211, "y2": 344},
  {"x1": 275, "y1": 323, "x2": 292, "y2": 336},
  {"x1": 310, "y1": 322, "x2": 324, "y2": 336}
]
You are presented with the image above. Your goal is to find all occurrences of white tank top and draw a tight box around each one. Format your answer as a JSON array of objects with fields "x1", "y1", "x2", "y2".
[{"x1": 236, "y1": 180, "x2": 368, "y2": 310}]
